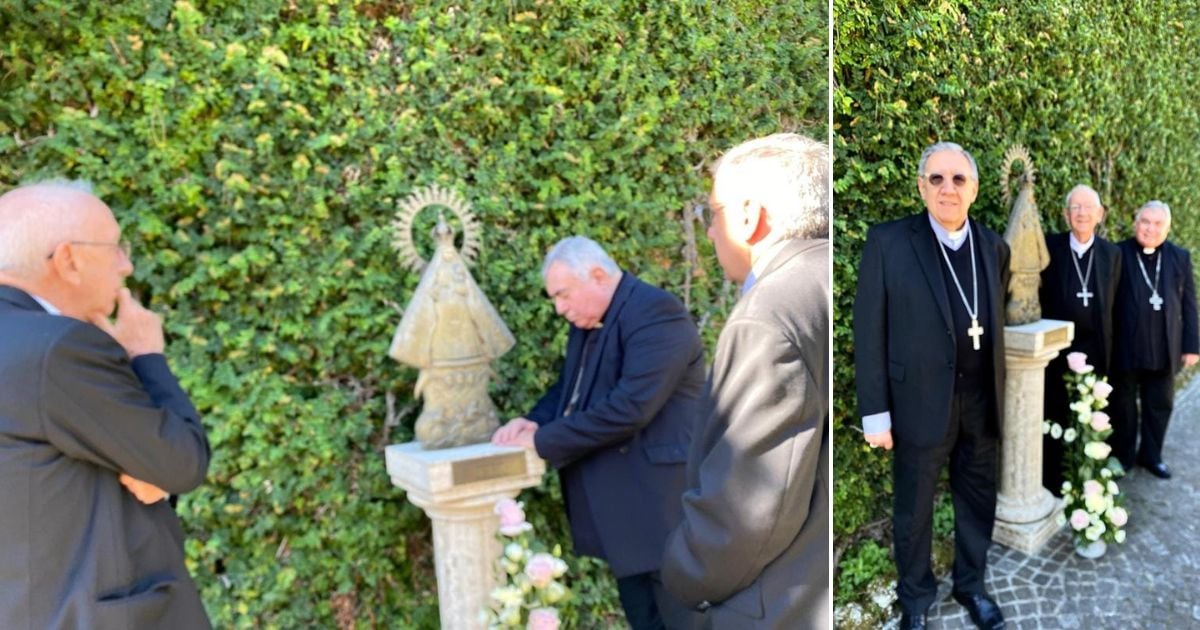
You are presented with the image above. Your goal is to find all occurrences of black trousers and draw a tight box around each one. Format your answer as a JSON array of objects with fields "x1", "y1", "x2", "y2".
[
  {"x1": 616, "y1": 572, "x2": 706, "y2": 630},
  {"x1": 893, "y1": 389, "x2": 998, "y2": 616},
  {"x1": 1109, "y1": 368, "x2": 1175, "y2": 468},
  {"x1": 1041, "y1": 357, "x2": 1071, "y2": 496}
]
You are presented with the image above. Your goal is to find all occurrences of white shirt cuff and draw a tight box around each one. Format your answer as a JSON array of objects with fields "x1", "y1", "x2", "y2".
[{"x1": 862, "y1": 411, "x2": 892, "y2": 435}]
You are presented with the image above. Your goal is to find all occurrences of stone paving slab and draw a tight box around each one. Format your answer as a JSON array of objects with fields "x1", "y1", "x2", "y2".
[{"x1": 918, "y1": 373, "x2": 1200, "y2": 629}]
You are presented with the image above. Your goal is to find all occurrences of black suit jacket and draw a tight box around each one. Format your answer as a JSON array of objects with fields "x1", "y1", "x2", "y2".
[
  {"x1": 1039, "y1": 232, "x2": 1121, "y2": 372},
  {"x1": 0, "y1": 285, "x2": 211, "y2": 629},
  {"x1": 1111, "y1": 238, "x2": 1199, "y2": 375},
  {"x1": 529, "y1": 272, "x2": 705, "y2": 578},
  {"x1": 853, "y1": 214, "x2": 1011, "y2": 448},
  {"x1": 662, "y1": 239, "x2": 830, "y2": 629}
]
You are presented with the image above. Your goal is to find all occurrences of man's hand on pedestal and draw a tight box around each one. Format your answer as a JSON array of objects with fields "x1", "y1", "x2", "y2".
[
  {"x1": 492, "y1": 417, "x2": 538, "y2": 449},
  {"x1": 1184, "y1": 353, "x2": 1199, "y2": 368}
]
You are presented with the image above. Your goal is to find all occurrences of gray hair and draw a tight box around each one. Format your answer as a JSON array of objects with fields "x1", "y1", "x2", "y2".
[
  {"x1": 0, "y1": 179, "x2": 98, "y2": 278},
  {"x1": 711, "y1": 132, "x2": 829, "y2": 240},
  {"x1": 917, "y1": 142, "x2": 979, "y2": 181},
  {"x1": 541, "y1": 236, "x2": 620, "y2": 280},
  {"x1": 1137, "y1": 200, "x2": 1171, "y2": 223},
  {"x1": 1063, "y1": 184, "x2": 1101, "y2": 209}
]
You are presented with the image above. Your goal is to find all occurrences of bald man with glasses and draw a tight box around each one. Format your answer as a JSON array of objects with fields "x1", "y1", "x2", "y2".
[
  {"x1": 0, "y1": 180, "x2": 212, "y2": 629},
  {"x1": 854, "y1": 143, "x2": 1009, "y2": 630},
  {"x1": 1038, "y1": 185, "x2": 1122, "y2": 494}
]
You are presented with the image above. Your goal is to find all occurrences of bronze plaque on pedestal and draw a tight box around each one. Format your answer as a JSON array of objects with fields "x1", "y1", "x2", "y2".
[{"x1": 451, "y1": 452, "x2": 527, "y2": 485}]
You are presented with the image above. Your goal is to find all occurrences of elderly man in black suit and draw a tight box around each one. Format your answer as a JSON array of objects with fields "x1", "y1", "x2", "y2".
[
  {"x1": 1039, "y1": 184, "x2": 1122, "y2": 495},
  {"x1": 854, "y1": 142, "x2": 1009, "y2": 630},
  {"x1": 1108, "y1": 201, "x2": 1199, "y2": 479},
  {"x1": 660, "y1": 132, "x2": 830, "y2": 629},
  {"x1": 492, "y1": 235, "x2": 706, "y2": 630},
  {"x1": 0, "y1": 181, "x2": 211, "y2": 628}
]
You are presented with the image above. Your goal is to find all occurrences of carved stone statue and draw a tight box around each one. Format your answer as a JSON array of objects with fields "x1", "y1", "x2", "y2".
[
  {"x1": 389, "y1": 185, "x2": 515, "y2": 449},
  {"x1": 1001, "y1": 145, "x2": 1050, "y2": 325}
]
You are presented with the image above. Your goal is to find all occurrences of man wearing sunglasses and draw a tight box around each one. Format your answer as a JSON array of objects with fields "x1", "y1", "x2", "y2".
[
  {"x1": 854, "y1": 142, "x2": 1010, "y2": 630},
  {"x1": 1038, "y1": 185, "x2": 1122, "y2": 494},
  {"x1": 0, "y1": 181, "x2": 211, "y2": 628},
  {"x1": 1108, "y1": 201, "x2": 1199, "y2": 480}
]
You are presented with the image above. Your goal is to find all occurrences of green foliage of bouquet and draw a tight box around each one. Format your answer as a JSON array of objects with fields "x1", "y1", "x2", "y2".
[
  {"x1": 1045, "y1": 352, "x2": 1129, "y2": 547},
  {"x1": 487, "y1": 499, "x2": 572, "y2": 629}
]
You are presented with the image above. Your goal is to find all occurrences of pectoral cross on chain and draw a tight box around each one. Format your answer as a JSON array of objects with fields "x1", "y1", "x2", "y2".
[
  {"x1": 1150, "y1": 292, "x2": 1164, "y2": 311},
  {"x1": 967, "y1": 318, "x2": 984, "y2": 351},
  {"x1": 1076, "y1": 288, "x2": 1093, "y2": 307}
]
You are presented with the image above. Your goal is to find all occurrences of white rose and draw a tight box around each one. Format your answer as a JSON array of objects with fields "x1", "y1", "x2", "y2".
[
  {"x1": 1063, "y1": 428, "x2": 1078, "y2": 443},
  {"x1": 1084, "y1": 441, "x2": 1112, "y2": 460}
]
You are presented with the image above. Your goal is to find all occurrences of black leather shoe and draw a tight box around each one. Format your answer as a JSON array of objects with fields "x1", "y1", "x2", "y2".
[
  {"x1": 952, "y1": 592, "x2": 1005, "y2": 630},
  {"x1": 1143, "y1": 462, "x2": 1172, "y2": 479},
  {"x1": 899, "y1": 612, "x2": 928, "y2": 629}
]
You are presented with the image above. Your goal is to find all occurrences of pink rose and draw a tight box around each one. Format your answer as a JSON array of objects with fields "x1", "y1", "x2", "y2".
[
  {"x1": 1093, "y1": 380, "x2": 1113, "y2": 400},
  {"x1": 495, "y1": 499, "x2": 532, "y2": 536},
  {"x1": 524, "y1": 553, "x2": 557, "y2": 588},
  {"x1": 1082, "y1": 480, "x2": 1103, "y2": 497},
  {"x1": 1090, "y1": 412, "x2": 1111, "y2": 432},
  {"x1": 527, "y1": 608, "x2": 560, "y2": 630},
  {"x1": 1069, "y1": 509, "x2": 1089, "y2": 531},
  {"x1": 1066, "y1": 352, "x2": 1093, "y2": 374},
  {"x1": 1109, "y1": 506, "x2": 1128, "y2": 527}
]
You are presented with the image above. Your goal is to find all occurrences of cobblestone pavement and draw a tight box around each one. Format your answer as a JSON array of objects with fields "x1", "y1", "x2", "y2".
[{"x1": 923, "y1": 373, "x2": 1200, "y2": 629}]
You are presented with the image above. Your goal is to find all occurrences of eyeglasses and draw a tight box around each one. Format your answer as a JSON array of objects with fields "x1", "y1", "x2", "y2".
[
  {"x1": 46, "y1": 240, "x2": 132, "y2": 259},
  {"x1": 921, "y1": 173, "x2": 972, "y2": 188},
  {"x1": 693, "y1": 202, "x2": 724, "y2": 226},
  {"x1": 1067, "y1": 205, "x2": 1100, "y2": 213}
]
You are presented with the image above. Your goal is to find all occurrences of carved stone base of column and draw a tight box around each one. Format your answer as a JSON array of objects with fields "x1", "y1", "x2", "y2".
[
  {"x1": 993, "y1": 504, "x2": 1063, "y2": 555},
  {"x1": 386, "y1": 442, "x2": 546, "y2": 630}
]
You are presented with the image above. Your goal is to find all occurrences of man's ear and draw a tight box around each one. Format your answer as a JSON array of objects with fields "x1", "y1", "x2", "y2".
[
  {"x1": 735, "y1": 199, "x2": 770, "y2": 245},
  {"x1": 48, "y1": 243, "x2": 83, "y2": 286},
  {"x1": 589, "y1": 266, "x2": 609, "y2": 284}
]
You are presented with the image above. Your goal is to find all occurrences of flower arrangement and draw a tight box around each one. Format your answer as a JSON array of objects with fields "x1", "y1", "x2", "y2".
[
  {"x1": 1046, "y1": 352, "x2": 1129, "y2": 550},
  {"x1": 485, "y1": 498, "x2": 571, "y2": 629}
]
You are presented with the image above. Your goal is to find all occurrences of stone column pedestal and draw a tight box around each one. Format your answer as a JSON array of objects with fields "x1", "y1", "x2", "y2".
[
  {"x1": 993, "y1": 319, "x2": 1074, "y2": 554},
  {"x1": 386, "y1": 442, "x2": 546, "y2": 630}
]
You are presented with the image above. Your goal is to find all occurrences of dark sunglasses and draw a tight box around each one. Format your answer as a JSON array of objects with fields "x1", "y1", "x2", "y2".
[{"x1": 922, "y1": 173, "x2": 972, "y2": 188}]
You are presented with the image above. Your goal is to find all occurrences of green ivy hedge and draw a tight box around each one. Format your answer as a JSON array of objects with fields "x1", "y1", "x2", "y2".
[
  {"x1": 834, "y1": 0, "x2": 1200, "y2": 624},
  {"x1": 1, "y1": 1, "x2": 825, "y2": 627}
]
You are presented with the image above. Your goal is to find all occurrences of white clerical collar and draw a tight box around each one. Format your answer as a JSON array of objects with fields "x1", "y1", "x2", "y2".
[
  {"x1": 928, "y1": 214, "x2": 969, "y2": 251},
  {"x1": 29, "y1": 293, "x2": 62, "y2": 315},
  {"x1": 1069, "y1": 232, "x2": 1095, "y2": 257},
  {"x1": 742, "y1": 239, "x2": 789, "y2": 295}
]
